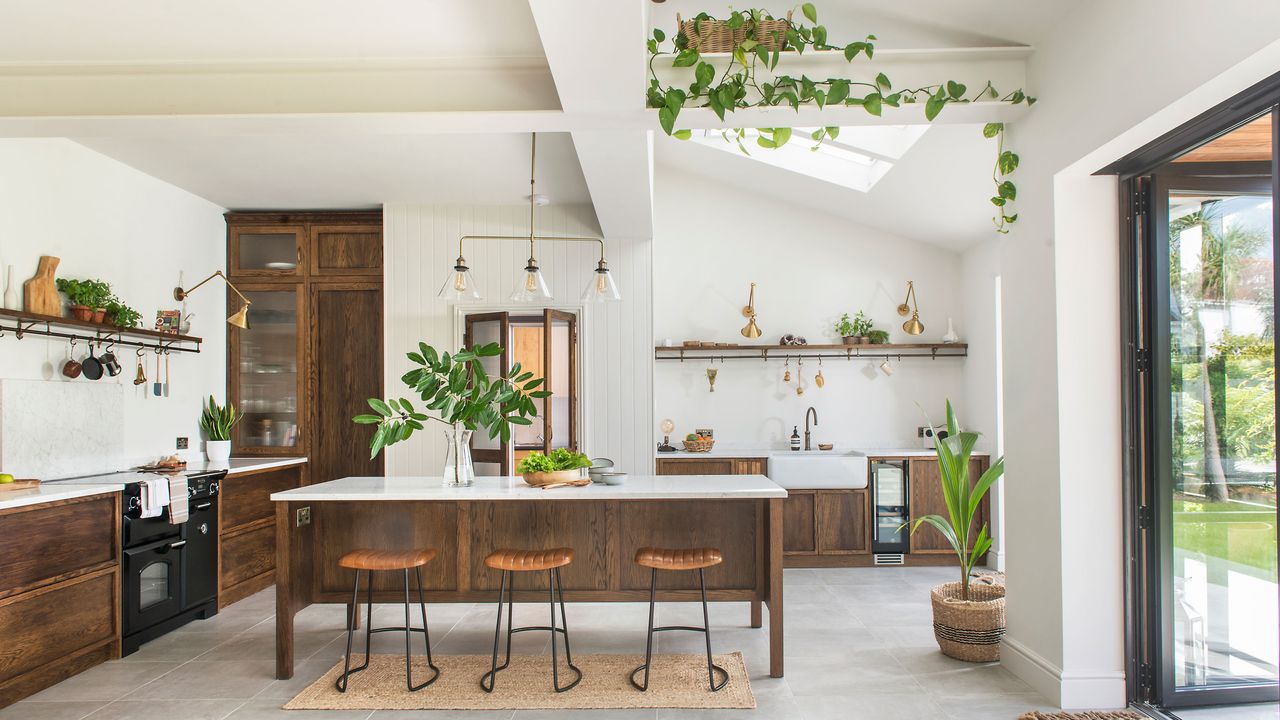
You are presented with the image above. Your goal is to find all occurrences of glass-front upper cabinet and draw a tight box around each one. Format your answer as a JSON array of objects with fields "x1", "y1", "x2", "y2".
[
  {"x1": 231, "y1": 286, "x2": 304, "y2": 454},
  {"x1": 230, "y1": 225, "x2": 305, "y2": 277}
]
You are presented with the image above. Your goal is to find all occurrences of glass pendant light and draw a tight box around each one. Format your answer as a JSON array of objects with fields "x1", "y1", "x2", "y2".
[
  {"x1": 509, "y1": 256, "x2": 552, "y2": 302},
  {"x1": 580, "y1": 258, "x2": 621, "y2": 302},
  {"x1": 436, "y1": 255, "x2": 482, "y2": 302}
]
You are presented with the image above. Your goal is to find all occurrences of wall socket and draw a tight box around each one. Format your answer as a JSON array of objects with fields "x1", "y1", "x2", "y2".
[
  {"x1": 917, "y1": 426, "x2": 928, "y2": 438},
  {"x1": 176, "y1": 437, "x2": 189, "y2": 449},
  {"x1": 296, "y1": 507, "x2": 311, "y2": 527}
]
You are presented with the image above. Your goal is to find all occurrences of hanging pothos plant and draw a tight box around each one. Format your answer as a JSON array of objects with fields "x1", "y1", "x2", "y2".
[{"x1": 646, "y1": 4, "x2": 1035, "y2": 233}]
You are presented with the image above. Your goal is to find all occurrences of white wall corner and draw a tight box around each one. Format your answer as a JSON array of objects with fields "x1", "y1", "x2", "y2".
[{"x1": 1002, "y1": 636, "x2": 1127, "y2": 710}]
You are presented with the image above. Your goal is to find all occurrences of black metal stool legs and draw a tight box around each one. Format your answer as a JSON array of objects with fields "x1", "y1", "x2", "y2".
[
  {"x1": 481, "y1": 568, "x2": 582, "y2": 693},
  {"x1": 335, "y1": 566, "x2": 440, "y2": 693},
  {"x1": 629, "y1": 567, "x2": 729, "y2": 693}
]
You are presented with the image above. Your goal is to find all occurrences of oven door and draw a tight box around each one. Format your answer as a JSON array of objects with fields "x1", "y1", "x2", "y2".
[{"x1": 123, "y1": 536, "x2": 185, "y2": 634}]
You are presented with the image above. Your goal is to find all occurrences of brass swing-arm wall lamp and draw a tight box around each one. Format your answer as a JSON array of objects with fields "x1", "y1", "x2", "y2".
[
  {"x1": 437, "y1": 132, "x2": 620, "y2": 304},
  {"x1": 174, "y1": 271, "x2": 252, "y2": 329},
  {"x1": 740, "y1": 282, "x2": 762, "y2": 338},
  {"x1": 897, "y1": 280, "x2": 924, "y2": 336}
]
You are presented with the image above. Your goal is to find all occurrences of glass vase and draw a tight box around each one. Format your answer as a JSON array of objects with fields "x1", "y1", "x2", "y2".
[{"x1": 442, "y1": 424, "x2": 475, "y2": 487}]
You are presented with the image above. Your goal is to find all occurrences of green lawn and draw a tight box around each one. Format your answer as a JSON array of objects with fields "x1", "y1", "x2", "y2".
[{"x1": 1174, "y1": 497, "x2": 1278, "y2": 581}]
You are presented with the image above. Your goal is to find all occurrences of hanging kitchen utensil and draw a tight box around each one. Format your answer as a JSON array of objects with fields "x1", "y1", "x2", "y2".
[
  {"x1": 81, "y1": 342, "x2": 104, "y2": 380},
  {"x1": 795, "y1": 358, "x2": 805, "y2": 395},
  {"x1": 706, "y1": 362, "x2": 718, "y2": 393},
  {"x1": 814, "y1": 356, "x2": 825, "y2": 388},
  {"x1": 163, "y1": 350, "x2": 171, "y2": 397},
  {"x1": 153, "y1": 350, "x2": 163, "y2": 396},
  {"x1": 782, "y1": 356, "x2": 791, "y2": 383},
  {"x1": 133, "y1": 348, "x2": 147, "y2": 386}
]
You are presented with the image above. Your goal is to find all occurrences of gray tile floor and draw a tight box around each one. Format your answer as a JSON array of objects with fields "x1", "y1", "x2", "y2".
[{"x1": 1, "y1": 567, "x2": 1083, "y2": 719}]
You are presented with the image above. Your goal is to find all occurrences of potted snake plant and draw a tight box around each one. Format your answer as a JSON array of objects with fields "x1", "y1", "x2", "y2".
[
  {"x1": 200, "y1": 396, "x2": 242, "y2": 462},
  {"x1": 903, "y1": 401, "x2": 1006, "y2": 662}
]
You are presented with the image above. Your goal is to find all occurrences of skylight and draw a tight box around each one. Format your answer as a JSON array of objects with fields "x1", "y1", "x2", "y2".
[{"x1": 688, "y1": 125, "x2": 930, "y2": 192}]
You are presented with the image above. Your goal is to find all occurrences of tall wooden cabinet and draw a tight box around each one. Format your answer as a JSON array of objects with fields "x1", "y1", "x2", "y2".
[{"x1": 226, "y1": 211, "x2": 384, "y2": 485}]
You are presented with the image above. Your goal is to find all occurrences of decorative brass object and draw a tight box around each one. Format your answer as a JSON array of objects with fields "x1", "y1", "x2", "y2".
[
  {"x1": 814, "y1": 357, "x2": 825, "y2": 388},
  {"x1": 898, "y1": 281, "x2": 924, "y2": 336},
  {"x1": 795, "y1": 358, "x2": 805, "y2": 395},
  {"x1": 782, "y1": 356, "x2": 791, "y2": 383},
  {"x1": 174, "y1": 271, "x2": 252, "y2": 329},
  {"x1": 706, "y1": 366, "x2": 718, "y2": 392},
  {"x1": 740, "y1": 282, "x2": 761, "y2": 338}
]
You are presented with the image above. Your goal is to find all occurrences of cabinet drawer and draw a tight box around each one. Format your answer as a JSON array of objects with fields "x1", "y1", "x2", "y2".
[
  {"x1": 0, "y1": 494, "x2": 117, "y2": 597},
  {"x1": 220, "y1": 467, "x2": 301, "y2": 530},
  {"x1": 0, "y1": 570, "x2": 117, "y2": 685},
  {"x1": 221, "y1": 524, "x2": 276, "y2": 589}
]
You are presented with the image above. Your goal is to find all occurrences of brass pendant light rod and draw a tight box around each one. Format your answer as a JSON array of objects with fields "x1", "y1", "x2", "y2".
[{"x1": 173, "y1": 270, "x2": 253, "y2": 329}]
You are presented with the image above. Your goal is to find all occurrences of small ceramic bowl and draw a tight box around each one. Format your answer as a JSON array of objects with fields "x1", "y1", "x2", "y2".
[
  {"x1": 589, "y1": 457, "x2": 615, "y2": 483},
  {"x1": 818, "y1": 443, "x2": 834, "y2": 451},
  {"x1": 595, "y1": 471, "x2": 627, "y2": 485}
]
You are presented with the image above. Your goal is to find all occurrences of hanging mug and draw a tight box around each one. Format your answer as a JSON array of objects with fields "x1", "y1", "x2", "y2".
[{"x1": 100, "y1": 347, "x2": 122, "y2": 377}]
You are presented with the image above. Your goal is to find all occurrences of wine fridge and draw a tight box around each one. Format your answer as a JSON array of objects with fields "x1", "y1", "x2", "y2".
[{"x1": 871, "y1": 459, "x2": 909, "y2": 556}]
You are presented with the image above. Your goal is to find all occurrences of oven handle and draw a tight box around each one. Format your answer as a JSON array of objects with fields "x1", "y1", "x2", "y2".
[
  {"x1": 194, "y1": 502, "x2": 213, "y2": 511},
  {"x1": 169, "y1": 540, "x2": 187, "y2": 549}
]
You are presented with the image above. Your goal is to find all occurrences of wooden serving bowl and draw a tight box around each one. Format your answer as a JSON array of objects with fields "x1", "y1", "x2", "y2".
[{"x1": 522, "y1": 469, "x2": 587, "y2": 487}]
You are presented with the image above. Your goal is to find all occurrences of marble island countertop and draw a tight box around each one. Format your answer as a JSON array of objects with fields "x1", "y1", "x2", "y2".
[
  {"x1": 273, "y1": 474, "x2": 787, "y2": 502},
  {"x1": 656, "y1": 447, "x2": 987, "y2": 458}
]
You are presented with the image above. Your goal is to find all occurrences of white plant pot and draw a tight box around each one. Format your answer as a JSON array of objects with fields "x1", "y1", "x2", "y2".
[{"x1": 205, "y1": 440, "x2": 232, "y2": 463}]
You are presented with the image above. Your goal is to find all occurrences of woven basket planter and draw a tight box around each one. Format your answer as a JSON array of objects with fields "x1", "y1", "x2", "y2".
[
  {"x1": 930, "y1": 581, "x2": 1006, "y2": 662},
  {"x1": 677, "y1": 12, "x2": 791, "y2": 53}
]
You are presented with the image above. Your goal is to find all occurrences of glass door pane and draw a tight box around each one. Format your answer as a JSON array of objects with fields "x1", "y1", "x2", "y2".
[
  {"x1": 235, "y1": 288, "x2": 301, "y2": 451},
  {"x1": 231, "y1": 225, "x2": 303, "y2": 276},
  {"x1": 1154, "y1": 111, "x2": 1277, "y2": 704}
]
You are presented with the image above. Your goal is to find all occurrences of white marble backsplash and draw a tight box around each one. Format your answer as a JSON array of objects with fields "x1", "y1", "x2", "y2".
[{"x1": 0, "y1": 378, "x2": 125, "y2": 479}]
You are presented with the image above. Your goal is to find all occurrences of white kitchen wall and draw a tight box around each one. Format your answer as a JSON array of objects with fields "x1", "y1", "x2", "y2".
[
  {"x1": 653, "y1": 167, "x2": 972, "y2": 450},
  {"x1": 382, "y1": 203, "x2": 654, "y2": 476},
  {"x1": 0, "y1": 138, "x2": 227, "y2": 475}
]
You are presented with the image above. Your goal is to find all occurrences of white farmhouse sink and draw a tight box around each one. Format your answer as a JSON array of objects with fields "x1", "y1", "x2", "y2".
[{"x1": 767, "y1": 451, "x2": 868, "y2": 489}]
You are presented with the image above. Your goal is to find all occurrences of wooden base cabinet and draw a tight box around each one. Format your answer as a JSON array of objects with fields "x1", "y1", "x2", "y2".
[
  {"x1": 783, "y1": 489, "x2": 869, "y2": 557},
  {"x1": 906, "y1": 456, "x2": 991, "y2": 555},
  {"x1": 219, "y1": 464, "x2": 305, "y2": 609},
  {"x1": 0, "y1": 493, "x2": 121, "y2": 708},
  {"x1": 655, "y1": 457, "x2": 767, "y2": 475}
]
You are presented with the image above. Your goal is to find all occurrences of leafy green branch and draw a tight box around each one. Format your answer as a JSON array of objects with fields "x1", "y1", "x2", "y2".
[
  {"x1": 647, "y1": 4, "x2": 1035, "y2": 233},
  {"x1": 353, "y1": 342, "x2": 551, "y2": 459}
]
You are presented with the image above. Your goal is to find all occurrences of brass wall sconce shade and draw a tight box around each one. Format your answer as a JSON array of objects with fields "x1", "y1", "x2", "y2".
[
  {"x1": 439, "y1": 255, "x2": 482, "y2": 302},
  {"x1": 435, "y1": 132, "x2": 620, "y2": 304},
  {"x1": 740, "y1": 282, "x2": 762, "y2": 338},
  {"x1": 174, "y1": 270, "x2": 252, "y2": 329},
  {"x1": 897, "y1": 281, "x2": 924, "y2": 336}
]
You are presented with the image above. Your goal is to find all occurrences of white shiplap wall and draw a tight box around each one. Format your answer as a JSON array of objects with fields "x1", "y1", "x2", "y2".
[{"x1": 383, "y1": 203, "x2": 654, "y2": 477}]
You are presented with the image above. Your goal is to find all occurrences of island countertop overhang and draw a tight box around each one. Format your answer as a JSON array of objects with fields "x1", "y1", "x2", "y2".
[{"x1": 271, "y1": 474, "x2": 787, "y2": 502}]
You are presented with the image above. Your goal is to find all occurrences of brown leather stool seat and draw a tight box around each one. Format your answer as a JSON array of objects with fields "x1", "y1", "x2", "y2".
[
  {"x1": 484, "y1": 547, "x2": 574, "y2": 572},
  {"x1": 340, "y1": 548, "x2": 438, "y2": 571},
  {"x1": 635, "y1": 547, "x2": 723, "y2": 571}
]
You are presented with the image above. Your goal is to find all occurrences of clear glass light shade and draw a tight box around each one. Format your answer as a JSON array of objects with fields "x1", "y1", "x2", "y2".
[
  {"x1": 509, "y1": 265, "x2": 552, "y2": 302},
  {"x1": 581, "y1": 268, "x2": 621, "y2": 302},
  {"x1": 436, "y1": 265, "x2": 482, "y2": 302}
]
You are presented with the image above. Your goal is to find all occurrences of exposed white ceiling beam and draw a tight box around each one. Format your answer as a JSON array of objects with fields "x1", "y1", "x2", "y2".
[{"x1": 526, "y1": 0, "x2": 654, "y2": 239}]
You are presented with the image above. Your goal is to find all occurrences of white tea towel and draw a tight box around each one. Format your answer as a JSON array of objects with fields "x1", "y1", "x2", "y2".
[
  {"x1": 139, "y1": 476, "x2": 169, "y2": 518},
  {"x1": 167, "y1": 475, "x2": 188, "y2": 524}
]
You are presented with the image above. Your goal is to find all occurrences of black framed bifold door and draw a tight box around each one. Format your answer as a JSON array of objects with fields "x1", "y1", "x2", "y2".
[{"x1": 1125, "y1": 105, "x2": 1279, "y2": 709}]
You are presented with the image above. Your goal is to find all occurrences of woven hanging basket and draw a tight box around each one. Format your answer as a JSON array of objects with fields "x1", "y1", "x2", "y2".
[
  {"x1": 930, "y1": 581, "x2": 1007, "y2": 662},
  {"x1": 677, "y1": 12, "x2": 792, "y2": 54}
]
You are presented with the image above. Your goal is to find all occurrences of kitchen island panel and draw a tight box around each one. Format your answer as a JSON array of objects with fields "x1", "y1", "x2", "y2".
[
  {"x1": 618, "y1": 500, "x2": 759, "y2": 592},
  {"x1": 468, "y1": 500, "x2": 612, "y2": 593},
  {"x1": 313, "y1": 500, "x2": 460, "y2": 594}
]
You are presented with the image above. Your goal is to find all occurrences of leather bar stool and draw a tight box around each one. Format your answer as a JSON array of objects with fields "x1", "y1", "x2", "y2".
[
  {"x1": 480, "y1": 547, "x2": 582, "y2": 693},
  {"x1": 335, "y1": 548, "x2": 441, "y2": 693},
  {"x1": 630, "y1": 546, "x2": 729, "y2": 692}
]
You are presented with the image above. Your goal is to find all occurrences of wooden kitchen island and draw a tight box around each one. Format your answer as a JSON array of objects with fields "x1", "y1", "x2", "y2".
[{"x1": 271, "y1": 475, "x2": 787, "y2": 679}]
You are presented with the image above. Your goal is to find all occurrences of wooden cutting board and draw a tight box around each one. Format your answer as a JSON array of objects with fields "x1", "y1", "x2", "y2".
[
  {"x1": 0, "y1": 479, "x2": 41, "y2": 492},
  {"x1": 23, "y1": 255, "x2": 61, "y2": 316}
]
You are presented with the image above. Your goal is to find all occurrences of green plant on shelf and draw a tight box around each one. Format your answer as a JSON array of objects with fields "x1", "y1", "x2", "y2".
[
  {"x1": 56, "y1": 278, "x2": 112, "y2": 309},
  {"x1": 835, "y1": 310, "x2": 874, "y2": 338},
  {"x1": 105, "y1": 297, "x2": 142, "y2": 328}
]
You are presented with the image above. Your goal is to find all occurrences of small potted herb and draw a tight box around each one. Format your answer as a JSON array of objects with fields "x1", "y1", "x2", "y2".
[
  {"x1": 105, "y1": 297, "x2": 142, "y2": 328},
  {"x1": 867, "y1": 329, "x2": 890, "y2": 344},
  {"x1": 56, "y1": 278, "x2": 112, "y2": 322},
  {"x1": 517, "y1": 448, "x2": 593, "y2": 487},
  {"x1": 200, "y1": 396, "x2": 242, "y2": 462},
  {"x1": 835, "y1": 310, "x2": 874, "y2": 344}
]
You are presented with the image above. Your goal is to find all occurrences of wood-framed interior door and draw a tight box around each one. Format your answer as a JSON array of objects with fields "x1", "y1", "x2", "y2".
[
  {"x1": 542, "y1": 309, "x2": 579, "y2": 453},
  {"x1": 464, "y1": 311, "x2": 511, "y2": 476}
]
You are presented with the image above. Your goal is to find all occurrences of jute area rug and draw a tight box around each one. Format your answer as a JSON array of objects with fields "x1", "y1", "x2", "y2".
[
  {"x1": 285, "y1": 652, "x2": 755, "y2": 710},
  {"x1": 1018, "y1": 707, "x2": 1152, "y2": 712}
]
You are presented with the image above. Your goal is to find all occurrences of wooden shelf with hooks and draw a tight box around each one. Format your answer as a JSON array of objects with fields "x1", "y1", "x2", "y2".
[
  {"x1": 654, "y1": 342, "x2": 966, "y2": 361},
  {"x1": 0, "y1": 308, "x2": 202, "y2": 354}
]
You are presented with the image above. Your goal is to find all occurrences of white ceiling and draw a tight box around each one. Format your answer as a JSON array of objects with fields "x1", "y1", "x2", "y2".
[
  {"x1": 0, "y1": 0, "x2": 546, "y2": 64},
  {"x1": 656, "y1": 123, "x2": 998, "y2": 251},
  {"x1": 74, "y1": 132, "x2": 593, "y2": 210}
]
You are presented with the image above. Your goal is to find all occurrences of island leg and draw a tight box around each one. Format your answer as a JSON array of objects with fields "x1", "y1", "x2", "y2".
[
  {"x1": 750, "y1": 599, "x2": 762, "y2": 628},
  {"x1": 766, "y1": 497, "x2": 784, "y2": 677},
  {"x1": 275, "y1": 502, "x2": 296, "y2": 679}
]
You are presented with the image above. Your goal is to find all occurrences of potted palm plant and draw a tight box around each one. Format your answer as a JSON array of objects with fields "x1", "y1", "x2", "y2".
[
  {"x1": 904, "y1": 400, "x2": 1006, "y2": 662},
  {"x1": 355, "y1": 342, "x2": 549, "y2": 487},
  {"x1": 200, "y1": 396, "x2": 242, "y2": 462}
]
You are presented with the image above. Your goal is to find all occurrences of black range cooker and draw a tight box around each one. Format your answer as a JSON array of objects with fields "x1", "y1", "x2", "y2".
[{"x1": 58, "y1": 468, "x2": 225, "y2": 655}]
